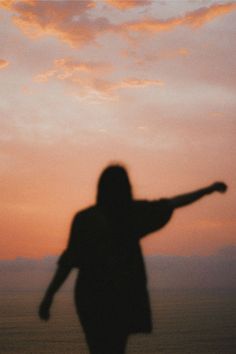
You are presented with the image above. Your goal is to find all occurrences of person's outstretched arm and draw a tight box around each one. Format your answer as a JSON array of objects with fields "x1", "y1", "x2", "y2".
[
  {"x1": 38, "y1": 265, "x2": 72, "y2": 321},
  {"x1": 169, "y1": 182, "x2": 227, "y2": 209}
]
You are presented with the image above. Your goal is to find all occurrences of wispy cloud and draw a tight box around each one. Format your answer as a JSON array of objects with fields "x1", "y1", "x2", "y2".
[
  {"x1": 184, "y1": 2, "x2": 236, "y2": 27},
  {"x1": 52, "y1": 75, "x2": 163, "y2": 100},
  {"x1": 120, "y1": 77, "x2": 163, "y2": 88},
  {"x1": 34, "y1": 57, "x2": 163, "y2": 99},
  {"x1": 0, "y1": 59, "x2": 9, "y2": 69},
  {"x1": 122, "y1": 47, "x2": 190, "y2": 66},
  {"x1": 124, "y1": 2, "x2": 236, "y2": 32},
  {"x1": 34, "y1": 57, "x2": 112, "y2": 83}
]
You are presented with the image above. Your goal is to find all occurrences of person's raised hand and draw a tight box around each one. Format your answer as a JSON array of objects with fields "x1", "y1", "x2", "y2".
[{"x1": 211, "y1": 182, "x2": 227, "y2": 193}]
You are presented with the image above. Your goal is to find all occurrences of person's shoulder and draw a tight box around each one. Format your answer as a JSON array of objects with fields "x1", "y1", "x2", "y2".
[
  {"x1": 132, "y1": 199, "x2": 149, "y2": 207},
  {"x1": 129, "y1": 200, "x2": 150, "y2": 215},
  {"x1": 132, "y1": 198, "x2": 169, "y2": 207},
  {"x1": 73, "y1": 205, "x2": 98, "y2": 222},
  {"x1": 131, "y1": 198, "x2": 173, "y2": 214}
]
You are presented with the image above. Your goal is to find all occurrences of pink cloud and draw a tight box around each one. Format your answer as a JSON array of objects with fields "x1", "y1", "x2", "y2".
[
  {"x1": 34, "y1": 57, "x2": 163, "y2": 99},
  {"x1": 184, "y1": 2, "x2": 236, "y2": 28},
  {"x1": 86, "y1": 77, "x2": 163, "y2": 93},
  {"x1": 1, "y1": 1, "x2": 236, "y2": 48},
  {"x1": 125, "y1": 2, "x2": 236, "y2": 32},
  {"x1": 34, "y1": 57, "x2": 112, "y2": 83},
  {"x1": 0, "y1": 59, "x2": 9, "y2": 69},
  {"x1": 34, "y1": 58, "x2": 112, "y2": 82},
  {"x1": 105, "y1": 0, "x2": 152, "y2": 10},
  {"x1": 70, "y1": 76, "x2": 164, "y2": 100},
  {"x1": 1, "y1": 0, "x2": 113, "y2": 47},
  {"x1": 122, "y1": 47, "x2": 190, "y2": 66},
  {"x1": 120, "y1": 77, "x2": 163, "y2": 88}
]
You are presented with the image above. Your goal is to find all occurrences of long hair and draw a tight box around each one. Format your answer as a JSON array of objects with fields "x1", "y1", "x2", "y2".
[{"x1": 96, "y1": 165, "x2": 132, "y2": 209}]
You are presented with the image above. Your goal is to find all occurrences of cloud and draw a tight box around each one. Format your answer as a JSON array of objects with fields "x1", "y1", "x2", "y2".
[
  {"x1": 1, "y1": 1, "x2": 236, "y2": 48},
  {"x1": 64, "y1": 76, "x2": 163, "y2": 101},
  {"x1": 124, "y1": 2, "x2": 236, "y2": 33},
  {"x1": 33, "y1": 57, "x2": 113, "y2": 98},
  {"x1": 64, "y1": 76, "x2": 163, "y2": 98},
  {"x1": 0, "y1": 59, "x2": 9, "y2": 69},
  {"x1": 122, "y1": 47, "x2": 190, "y2": 66},
  {"x1": 34, "y1": 57, "x2": 112, "y2": 83},
  {"x1": 1, "y1": 0, "x2": 113, "y2": 47},
  {"x1": 34, "y1": 57, "x2": 163, "y2": 99},
  {"x1": 120, "y1": 77, "x2": 163, "y2": 88},
  {"x1": 76, "y1": 77, "x2": 163, "y2": 99},
  {"x1": 105, "y1": 0, "x2": 152, "y2": 10},
  {"x1": 184, "y1": 2, "x2": 236, "y2": 28}
]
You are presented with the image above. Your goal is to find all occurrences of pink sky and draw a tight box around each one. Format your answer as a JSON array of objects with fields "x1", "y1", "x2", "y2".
[{"x1": 0, "y1": 0, "x2": 235, "y2": 259}]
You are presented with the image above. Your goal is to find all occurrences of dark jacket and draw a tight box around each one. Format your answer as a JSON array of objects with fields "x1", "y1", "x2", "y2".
[{"x1": 58, "y1": 199, "x2": 173, "y2": 334}]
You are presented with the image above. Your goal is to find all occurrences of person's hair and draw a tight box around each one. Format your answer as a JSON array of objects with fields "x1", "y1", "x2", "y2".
[{"x1": 96, "y1": 165, "x2": 132, "y2": 208}]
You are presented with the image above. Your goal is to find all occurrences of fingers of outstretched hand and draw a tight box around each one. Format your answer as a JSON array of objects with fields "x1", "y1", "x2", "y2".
[{"x1": 213, "y1": 182, "x2": 227, "y2": 193}]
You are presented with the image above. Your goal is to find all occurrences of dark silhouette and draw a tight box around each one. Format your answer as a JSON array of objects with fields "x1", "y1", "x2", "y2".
[{"x1": 39, "y1": 165, "x2": 227, "y2": 354}]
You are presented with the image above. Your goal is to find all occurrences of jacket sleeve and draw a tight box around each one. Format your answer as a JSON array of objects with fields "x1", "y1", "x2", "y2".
[{"x1": 133, "y1": 199, "x2": 174, "y2": 239}]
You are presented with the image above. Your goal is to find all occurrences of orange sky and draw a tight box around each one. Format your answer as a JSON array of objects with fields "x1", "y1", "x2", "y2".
[{"x1": 0, "y1": 0, "x2": 235, "y2": 259}]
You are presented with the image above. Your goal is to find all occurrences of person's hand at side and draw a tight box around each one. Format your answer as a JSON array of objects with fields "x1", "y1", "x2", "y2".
[{"x1": 39, "y1": 294, "x2": 53, "y2": 321}]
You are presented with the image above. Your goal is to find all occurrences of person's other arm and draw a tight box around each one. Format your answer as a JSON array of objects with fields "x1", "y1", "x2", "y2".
[
  {"x1": 38, "y1": 265, "x2": 72, "y2": 321},
  {"x1": 39, "y1": 214, "x2": 80, "y2": 321},
  {"x1": 169, "y1": 182, "x2": 227, "y2": 209}
]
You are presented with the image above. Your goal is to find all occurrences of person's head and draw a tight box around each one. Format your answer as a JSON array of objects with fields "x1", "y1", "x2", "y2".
[{"x1": 96, "y1": 164, "x2": 132, "y2": 208}]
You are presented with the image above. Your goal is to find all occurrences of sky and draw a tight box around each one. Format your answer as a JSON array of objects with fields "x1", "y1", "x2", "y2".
[{"x1": 0, "y1": 0, "x2": 236, "y2": 260}]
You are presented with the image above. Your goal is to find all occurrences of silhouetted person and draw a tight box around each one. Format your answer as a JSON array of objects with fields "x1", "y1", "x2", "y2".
[{"x1": 39, "y1": 165, "x2": 227, "y2": 354}]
